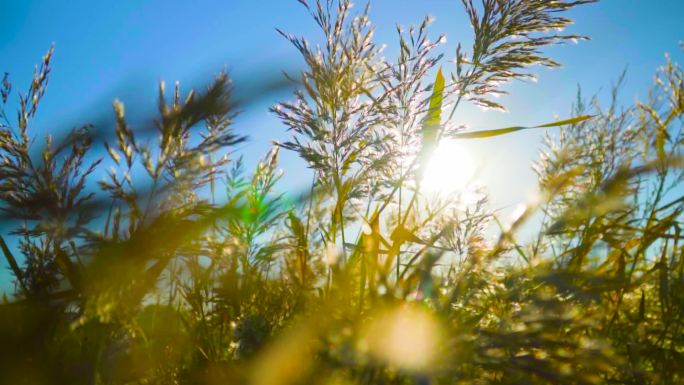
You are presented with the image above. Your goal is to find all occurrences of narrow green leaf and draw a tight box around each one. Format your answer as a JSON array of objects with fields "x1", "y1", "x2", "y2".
[
  {"x1": 421, "y1": 68, "x2": 445, "y2": 150},
  {"x1": 453, "y1": 115, "x2": 594, "y2": 139},
  {"x1": 424, "y1": 68, "x2": 445, "y2": 129},
  {"x1": 533, "y1": 115, "x2": 595, "y2": 128}
]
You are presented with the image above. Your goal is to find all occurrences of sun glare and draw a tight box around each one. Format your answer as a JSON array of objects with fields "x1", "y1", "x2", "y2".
[{"x1": 422, "y1": 139, "x2": 477, "y2": 196}]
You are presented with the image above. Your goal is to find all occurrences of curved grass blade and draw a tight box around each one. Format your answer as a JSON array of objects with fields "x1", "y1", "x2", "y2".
[{"x1": 453, "y1": 115, "x2": 594, "y2": 139}]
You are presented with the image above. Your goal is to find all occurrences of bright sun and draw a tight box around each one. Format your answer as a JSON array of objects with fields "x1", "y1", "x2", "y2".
[{"x1": 422, "y1": 139, "x2": 477, "y2": 196}]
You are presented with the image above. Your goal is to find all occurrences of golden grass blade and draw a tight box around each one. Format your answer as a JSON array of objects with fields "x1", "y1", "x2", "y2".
[{"x1": 453, "y1": 115, "x2": 594, "y2": 139}]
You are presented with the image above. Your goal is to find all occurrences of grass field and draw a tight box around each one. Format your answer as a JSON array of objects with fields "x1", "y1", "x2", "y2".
[{"x1": 1, "y1": 1, "x2": 684, "y2": 384}]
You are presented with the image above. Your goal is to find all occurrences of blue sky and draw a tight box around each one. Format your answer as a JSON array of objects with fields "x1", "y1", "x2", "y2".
[{"x1": 1, "y1": 0, "x2": 684, "y2": 293}]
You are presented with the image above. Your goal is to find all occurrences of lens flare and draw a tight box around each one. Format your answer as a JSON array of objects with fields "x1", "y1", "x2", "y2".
[
  {"x1": 422, "y1": 139, "x2": 476, "y2": 196},
  {"x1": 361, "y1": 306, "x2": 441, "y2": 371}
]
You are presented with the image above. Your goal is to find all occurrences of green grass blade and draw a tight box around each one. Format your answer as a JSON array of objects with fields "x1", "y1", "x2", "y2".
[
  {"x1": 424, "y1": 68, "x2": 445, "y2": 129},
  {"x1": 453, "y1": 115, "x2": 594, "y2": 139},
  {"x1": 421, "y1": 68, "x2": 445, "y2": 150}
]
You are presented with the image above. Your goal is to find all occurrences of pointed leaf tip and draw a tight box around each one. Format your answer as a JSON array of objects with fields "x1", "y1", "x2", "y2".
[{"x1": 453, "y1": 115, "x2": 594, "y2": 139}]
